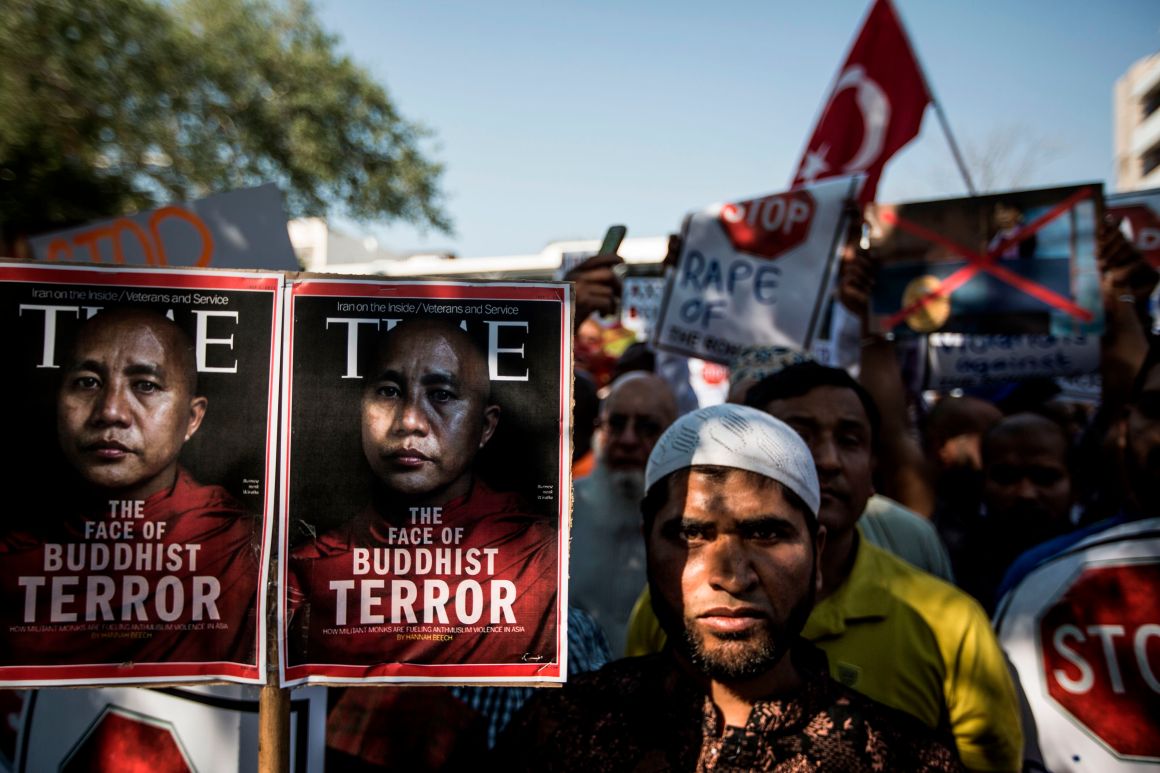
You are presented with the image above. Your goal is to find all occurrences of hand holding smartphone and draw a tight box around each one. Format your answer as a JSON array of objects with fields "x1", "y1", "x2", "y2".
[
  {"x1": 600, "y1": 225, "x2": 628, "y2": 284},
  {"x1": 598, "y1": 224, "x2": 627, "y2": 256}
]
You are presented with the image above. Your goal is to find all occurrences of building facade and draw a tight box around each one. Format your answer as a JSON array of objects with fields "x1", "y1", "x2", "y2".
[{"x1": 1114, "y1": 52, "x2": 1160, "y2": 191}]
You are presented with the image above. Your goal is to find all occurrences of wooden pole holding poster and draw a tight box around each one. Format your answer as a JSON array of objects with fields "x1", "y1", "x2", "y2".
[
  {"x1": 258, "y1": 683, "x2": 290, "y2": 773},
  {"x1": 258, "y1": 558, "x2": 290, "y2": 773}
]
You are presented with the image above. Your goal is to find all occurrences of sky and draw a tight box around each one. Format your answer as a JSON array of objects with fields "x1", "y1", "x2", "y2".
[{"x1": 315, "y1": 0, "x2": 1160, "y2": 259}]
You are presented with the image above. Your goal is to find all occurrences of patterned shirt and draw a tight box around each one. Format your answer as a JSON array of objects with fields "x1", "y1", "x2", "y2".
[
  {"x1": 494, "y1": 642, "x2": 964, "y2": 772},
  {"x1": 451, "y1": 606, "x2": 612, "y2": 747}
]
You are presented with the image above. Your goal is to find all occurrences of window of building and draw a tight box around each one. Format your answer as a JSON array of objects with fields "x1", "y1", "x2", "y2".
[
  {"x1": 1142, "y1": 145, "x2": 1160, "y2": 177},
  {"x1": 1143, "y1": 86, "x2": 1160, "y2": 119}
]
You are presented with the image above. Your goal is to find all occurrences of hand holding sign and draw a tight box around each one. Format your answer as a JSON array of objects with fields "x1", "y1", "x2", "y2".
[
  {"x1": 566, "y1": 252, "x2": 625, "y2": 330},
  {"x1": 1098, "y1": 214, "x2": 1158, "y2": 310},
  {"x1": 836, "y1": 199, "x2": 877, "y2": 322}
]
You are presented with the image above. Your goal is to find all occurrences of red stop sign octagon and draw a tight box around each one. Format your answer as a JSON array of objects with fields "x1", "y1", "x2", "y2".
[
  {"x1": 718, "y1": 189, "x2": 816, "y2": 261},
  {"x1": 63, "y1": 707, "x2": 193, "y2": 773},
  {"x1": 1039, "y1": 562, "x2": 1160, "y2": 760}
]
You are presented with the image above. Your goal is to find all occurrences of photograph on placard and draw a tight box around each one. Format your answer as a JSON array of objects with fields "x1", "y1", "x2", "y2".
[
  {"x1": 279, "y1": 278, "x2": 570, "y2": 686},
  {"x1": 0, "y1": 263, "x2": 280, "y2": 686},
  {"x1": 868, "y1": 183, "x2": 1103, "y2": 338}
]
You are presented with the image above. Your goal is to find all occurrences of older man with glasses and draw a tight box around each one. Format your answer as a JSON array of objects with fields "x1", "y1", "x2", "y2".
[{"x1": 570, "y1": 371, "x2": 678, "y2": 654}]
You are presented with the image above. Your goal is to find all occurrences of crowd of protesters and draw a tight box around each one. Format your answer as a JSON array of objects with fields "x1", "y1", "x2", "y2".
[
  {"x1": 308, "y1": 202, "x2": 1160, "y2": 771},
  {"x1": 16, "y1": 202, "x2": 1149, "y2": 770}
]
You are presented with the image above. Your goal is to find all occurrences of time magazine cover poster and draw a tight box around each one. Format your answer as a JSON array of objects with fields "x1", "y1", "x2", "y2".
[
  {"x1": 0, "y1": 262, "x2": 281, "y2": 686},
  {"x1": 279, "y1": 277, "x2": 572, "y2": 686}
]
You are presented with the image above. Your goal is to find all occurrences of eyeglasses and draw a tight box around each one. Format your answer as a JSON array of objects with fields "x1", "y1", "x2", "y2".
[{"x1": 603, "y1": 413, "x2": 664, "y2": 440}]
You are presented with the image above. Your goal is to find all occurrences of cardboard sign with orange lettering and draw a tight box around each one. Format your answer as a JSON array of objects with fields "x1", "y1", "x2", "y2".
[{"x1": 28, "y1": 184, "x2": 297, "y2": 271}]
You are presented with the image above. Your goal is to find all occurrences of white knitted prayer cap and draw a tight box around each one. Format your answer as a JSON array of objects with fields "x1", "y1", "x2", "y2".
[{"x1": 644, "y1": 403, "x2": 820, "y2": 517}]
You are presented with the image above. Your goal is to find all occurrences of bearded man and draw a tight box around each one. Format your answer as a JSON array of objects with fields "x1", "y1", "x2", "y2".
[{"x1": 495, "y1": 404, "x2": 963, "y2": 771}]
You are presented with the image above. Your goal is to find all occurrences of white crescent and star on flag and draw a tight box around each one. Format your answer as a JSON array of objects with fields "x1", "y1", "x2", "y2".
[{"x1": 798, "y1": 65, "x2": 891, "y2": 184}]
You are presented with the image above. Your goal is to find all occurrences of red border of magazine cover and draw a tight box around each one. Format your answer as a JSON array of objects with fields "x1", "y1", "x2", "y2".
[
  {"x1": 0, "y1": 262, "x2": 280, "y2": 686},
  {"x1": 279, "y1": 277, "x2": 571, "y2": 686}
]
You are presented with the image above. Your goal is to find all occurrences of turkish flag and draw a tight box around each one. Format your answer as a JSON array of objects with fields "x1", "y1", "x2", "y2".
[{"x1": 793, "y1": 0, "x2": 930, "y2": 203}]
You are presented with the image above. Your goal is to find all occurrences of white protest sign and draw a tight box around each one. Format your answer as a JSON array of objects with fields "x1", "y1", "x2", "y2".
[
  {"x1": 17, "y1": 685, "x2": 326, "y2": 772},
  {"x1": 653, "y1": 176, "x2": 859, "y2": 364},
  {"x1": 621, "y1": 276, "x2": 666, "y2": 338},
  {"x1": 995, "y1": 519, "x2": 1160, "y2": 772},
  {"x1": 924, "y1": 332, "x2": 1099, "y2": 390},
  {"x1": 688, "y1": 358, "x2": 731, "y2": 407},
  {"x1": 29, "y1": 183, "x2": 298, "y2": 270}
]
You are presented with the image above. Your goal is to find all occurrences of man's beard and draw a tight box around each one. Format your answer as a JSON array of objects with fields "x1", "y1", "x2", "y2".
[
  {"x1": 650, "y1": 556, "x2": 817, "y2": 683},
  {"x1": 609, "y1": 468, "x2": 646, "y2": 501}
]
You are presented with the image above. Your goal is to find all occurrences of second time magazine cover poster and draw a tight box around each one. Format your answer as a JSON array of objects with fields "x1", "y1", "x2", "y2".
[{"x1": 279, "y1": 277, "x2": 572, "y2": 686}]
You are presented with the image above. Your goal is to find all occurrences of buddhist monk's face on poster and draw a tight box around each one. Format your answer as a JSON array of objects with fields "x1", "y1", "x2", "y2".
[
  {"x1": 362, "y1": 321, "x2": 499, "y2": 507},
  {"x1": 57, "y1": 310, "x2": 207, "y2": 501}
]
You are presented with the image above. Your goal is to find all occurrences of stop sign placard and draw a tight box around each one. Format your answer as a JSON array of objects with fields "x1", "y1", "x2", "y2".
[
  {"x1": 62, "y1": 707, "x2": 194, "y2": 773},
  {"x1": 1039, "y1": 562, "x2": 1160, "y2": 760},
  {"x1": 718, "y1": 189, "x2": 816, "y2": 261}
]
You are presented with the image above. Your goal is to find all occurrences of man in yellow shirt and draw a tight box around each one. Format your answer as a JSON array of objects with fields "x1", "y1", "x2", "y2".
[{"x1": 627, "y1": 361, "x2": 1022, "y2": 772}]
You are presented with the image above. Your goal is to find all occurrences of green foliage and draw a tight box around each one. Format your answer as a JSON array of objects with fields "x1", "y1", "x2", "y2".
[{"x1": 0, "y1": 0, "x2": 450, "y2": 243}]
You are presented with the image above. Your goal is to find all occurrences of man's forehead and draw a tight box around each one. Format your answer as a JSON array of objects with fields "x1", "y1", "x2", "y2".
[
  {"x1": 665, "y1": 467, "x2": 785, "y2": 505},
  {"x1": 986, "y1": 448, "x2": 1068, "y2": 471},
  {"x1": 374, "y1": 327, "x2": 491, "y2": 394},
  {"x1": 380, "y1": 329, "x2": 474, "y2": 367},
  {"x1": 72, "y1": 318, "x2": 175, "y2": 368},
  {"x1": 987, "y1": 426, "x2": 1066, "y2": 459},
  {"x1": 765, "y1": 386, "x2": 870, "y2": 427},
  {"x1": 604, "y1": 378, "x2": 671, "y2": 417},
  {"x1": 656, "y1": 469, "x2": 806, "y2": 529}
]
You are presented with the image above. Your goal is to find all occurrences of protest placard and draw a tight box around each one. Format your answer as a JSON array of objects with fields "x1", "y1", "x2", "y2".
[
  {"x1": 1106, "y1": 186, "x2": 1160, "y2": 268},
  {"x1": 556, "y1": 250, "x2": 596, "y2": 279},
  {"x1": 28, "y1": 184, "x2": 298, "y2": 271},
  {"x1": 864, "y1": 184, "x2": 1104, "y2": 388},
  {"x1": 17, "y1": 684, "x2": 325, "y2": 772},
  {"x1": 923, "y1": 332, "x2": 1100, "y2": 391},
  {"x1": 868, "y1": 183, "x2": 1103, "y2": 338},
  {"x1": 279, "y1": 277, "x2": 571, "y2": 685},
  {"x1": 0, "y1": 262, "x2": 280, "y2": 686},
  {"x1": 653, "y1": 176, "x2": 860, "y2": 364},
  {"x1": 620, "y1": 276, "x2": 665, "y2": 339}
]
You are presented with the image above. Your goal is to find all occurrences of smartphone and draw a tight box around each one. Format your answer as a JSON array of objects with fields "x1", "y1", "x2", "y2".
[{"x1": 599, "y1": 224, "x2": 627, "y2": 256}]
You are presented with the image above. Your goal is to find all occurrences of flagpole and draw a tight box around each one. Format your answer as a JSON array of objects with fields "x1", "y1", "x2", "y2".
[
  {"x1": 930, "y1": 99, "x2": 977, "y2": 196},
  {"x1": 887, "y1": 0, "x2": 977, "y2": 196}
]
